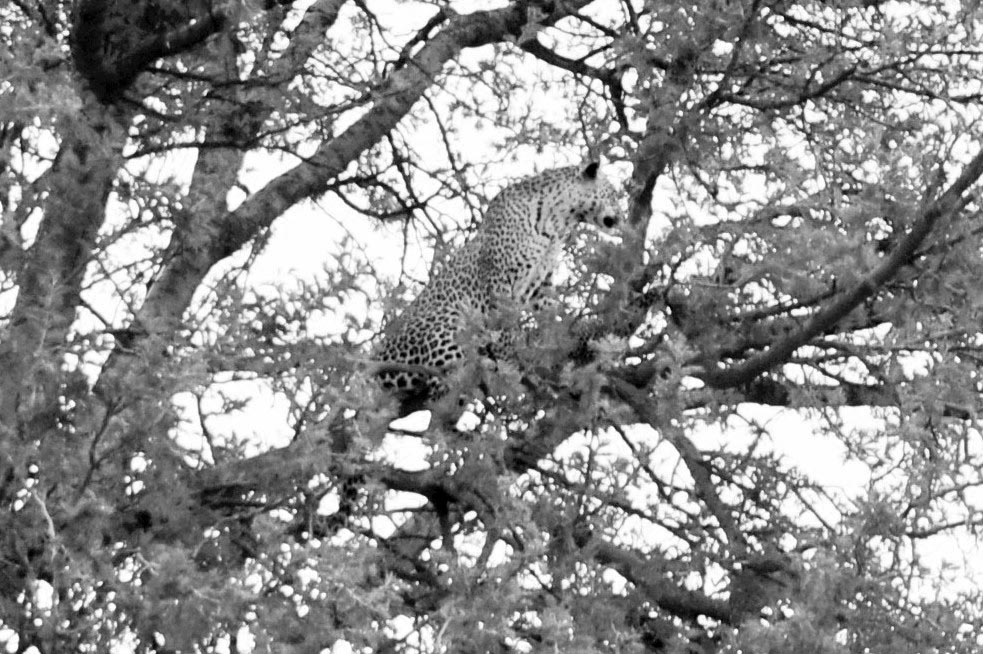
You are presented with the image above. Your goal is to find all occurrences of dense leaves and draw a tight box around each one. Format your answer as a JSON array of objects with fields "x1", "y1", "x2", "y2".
[{"x1": 2, "y1": 0, "x2": 983, "y2": 652}]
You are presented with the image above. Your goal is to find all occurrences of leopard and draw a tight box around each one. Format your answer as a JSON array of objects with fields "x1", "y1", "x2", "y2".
[{"x1": 375, "y1": 161, "x2": 622, "y2": 404}]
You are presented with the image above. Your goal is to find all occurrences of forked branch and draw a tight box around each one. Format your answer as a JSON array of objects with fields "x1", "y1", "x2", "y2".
[
  {"x1": 701, "y1": 146, "x2": 983, "y2": 389},
  {"x1": 71, "y1": 0, "x2": 226, "y2": 102}
]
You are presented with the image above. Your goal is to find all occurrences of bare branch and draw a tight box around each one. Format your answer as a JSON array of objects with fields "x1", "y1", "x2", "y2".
[
  {"x1": 610, "y1": 377, "x2": 746, "y2": 549},
  {"x1": 519, "y1": 39, "x2": 629, "y2": 128}
]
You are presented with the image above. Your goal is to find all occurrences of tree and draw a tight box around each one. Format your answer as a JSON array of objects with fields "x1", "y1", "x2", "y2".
[{"x1": 2, "y1": 0, "x2": 983, "y2": 651}]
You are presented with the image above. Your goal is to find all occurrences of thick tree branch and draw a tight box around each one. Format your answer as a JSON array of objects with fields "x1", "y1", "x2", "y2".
[
  {"x1": 217, "y1": 0, "x2": 591, "y2": 255},
  {"x1": 0, "y1": 104, "x2": 129, "y2": 426},
  {"x1": 194, "y1": 422, "x2": 737, "y2": 628},
  {"x1": 111, "y1": 0, "x2": 596, "y2": 366},
  {"x1": 98, "y1": 0, "x2": 350, "y2": 394},
  {"x1": 115, "y1": 11, "x2": 225, "y2": 86},
  {"x1": 700, "y1": 146, "x2": 983, "y2": 389},
  {"x1": 626, "y1": 103, "x2": 686, "y2": 229},
  {"x1": 610, "y1": 377, "x2": 746, "y2": 550},
  {"x1": 591, "y1": 540, "x2": 733, "y2": 623},
  {"x1": 71, "y1": 0, "x2": 226, "y2": 102},
  {"x1": 269, "y1": 0, "x2": 350, "y2": 75},
  {"x1": 393, "y1": 7, "x2": 450, "y2": 69}
]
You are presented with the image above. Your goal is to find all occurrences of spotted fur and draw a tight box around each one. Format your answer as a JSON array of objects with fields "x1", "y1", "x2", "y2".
[{"x1": 376, "y1": 162, "x2": 621, "y2": 399}]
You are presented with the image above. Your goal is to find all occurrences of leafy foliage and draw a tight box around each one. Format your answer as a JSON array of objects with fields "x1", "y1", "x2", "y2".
[{"x1": 2, "y1": 0, "x2": 983, "y2": 653}]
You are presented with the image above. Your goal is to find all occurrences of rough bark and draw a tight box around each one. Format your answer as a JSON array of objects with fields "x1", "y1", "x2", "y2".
[
  {"x1": 112, "y1": 0, "x2": 597, "y2": 372},
  {"x1": 70, "y1": 0, "x2": 225, "y2": 102},
  {"x1": 698, "y1": 146, "x2": 983, "y2": 389},
  {"x1": 0, "y1": 102, "x2": 128, "y2": 429}
]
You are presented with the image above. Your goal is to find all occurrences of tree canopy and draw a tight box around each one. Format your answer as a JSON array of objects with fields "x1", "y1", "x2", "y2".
[{"x1": 3, "y1": 0, "x2": 983, "y2": 652}]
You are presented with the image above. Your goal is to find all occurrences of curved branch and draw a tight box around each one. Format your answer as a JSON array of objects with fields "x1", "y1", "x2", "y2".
[
  {"x1": 217, "y1": 0, "x2": 592, "y2": 256},
  {"x1": 701, "y1": 146, "x2": 983, "y2": 389},
  {"x1": 194, "y1": 423, "x2": 736, "y2": 625},
  {"x1": 519, "y1": 39, "x2": 629, "y2": 129},
  {"x1": 115, "y1": 0, "x2": 597, "y2": 358},
  {"x1": 591, "y1": 540, "x2": 733, "y2": 623},
  {"x1": 610, "y1": 377, "x2": 746, "y2": 550},
  {"x1": 71, "y1": 0, "x2": 226, "y2": 102},
  {"x1": 96, "y1": 0, "x2": 351, "y2": 393}
]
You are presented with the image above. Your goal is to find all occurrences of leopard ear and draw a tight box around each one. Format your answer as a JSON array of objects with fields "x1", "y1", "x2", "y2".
[{"x1": 581, "y1": 161, "x2": 600, "y2": 179}]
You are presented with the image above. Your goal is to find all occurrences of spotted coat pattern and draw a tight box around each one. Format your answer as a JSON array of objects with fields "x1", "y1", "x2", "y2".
[{"x1": 376, "y1": 162, "x2": 621, "y2": 397}]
